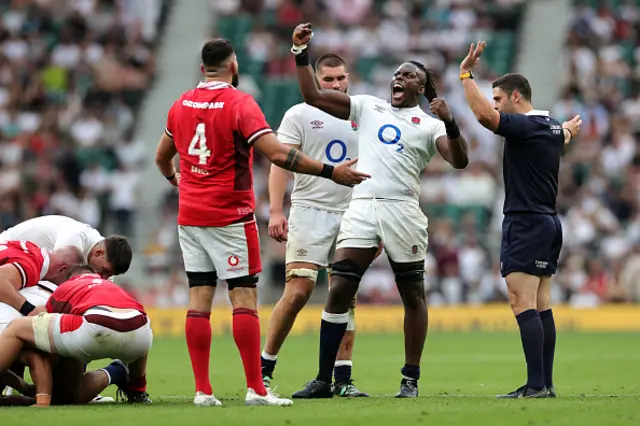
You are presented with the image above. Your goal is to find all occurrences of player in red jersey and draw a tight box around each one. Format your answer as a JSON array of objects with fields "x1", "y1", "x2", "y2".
[
  {"x1": 0, "y1": 240, "x2": 82, "y2": 316},
  {"x1": 154, "y1": 39, "x2": 370, "y2": 408},
  {"x1": 0, "y1": 264, "x2": 152, "y2": 406}
]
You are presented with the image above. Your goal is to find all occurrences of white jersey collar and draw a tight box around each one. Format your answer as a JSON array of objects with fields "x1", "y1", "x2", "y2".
[
  {"x1": 525, "y1": 109, "x2": 550, "y2": 116},
  {"x1": 40, "y1": 249, "x2": 50, "y2": 280},
  {"x1": 196, "y1": 81, "x2": 235, "y2": 90}
]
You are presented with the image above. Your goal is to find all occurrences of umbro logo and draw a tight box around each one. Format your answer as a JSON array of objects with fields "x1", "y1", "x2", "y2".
[
  {"x1": 310, "y1": 120, "x2": 323, "y2": 129},
  {"x1": 374, "y1": 105, "x2": 385, "y2": 113}
]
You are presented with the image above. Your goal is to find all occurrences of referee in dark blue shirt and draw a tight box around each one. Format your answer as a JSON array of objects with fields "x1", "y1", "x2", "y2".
[{"x1": 459, "y1": 42, "x2": 581, "y2": 398}]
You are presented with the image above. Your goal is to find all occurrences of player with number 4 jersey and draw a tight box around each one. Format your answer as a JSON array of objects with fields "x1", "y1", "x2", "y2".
[
  {"x1": 289, "y1": 23, "x2": 470, "y2": 399},
  {"x1": 155, "y1": 39, "x2": 369, "y2": 408},
  {"x1": 261, "y1": 53, "x2": 367, "y2": 398}
]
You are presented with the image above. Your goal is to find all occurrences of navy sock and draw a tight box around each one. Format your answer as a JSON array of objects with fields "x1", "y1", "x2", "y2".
[
  {"x1": 540, "y1": 309, "x2": 556, "y2": 387},
  {"x1": 516, "y1": 309, "x2": 545, "y2": 390},
  {"x1": 317, "y1": 312, "x2": 348, "y2": 383},
  {"x1": 102, "y1": 362, "x2": 128, "y2": 388},
  {"x1": 334, "y1": 362, "x2": 352, "y2": 384},
  {"x1": 261, "y1": 353, "x2": 277, "y2": 378},
  {"x1": 401, "y1": 364, "x2": 420, "y2": 383}
]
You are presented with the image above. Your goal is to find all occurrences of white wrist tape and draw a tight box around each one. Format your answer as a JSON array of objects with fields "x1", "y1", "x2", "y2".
[{"x1": 291, "y1": 32, "x2": 314, "y2": 55}]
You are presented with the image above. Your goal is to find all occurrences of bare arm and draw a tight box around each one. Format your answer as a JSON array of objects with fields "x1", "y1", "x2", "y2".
[
  {"x1": 0, "y1": 265, "x2": 28, "y2": 311},
  {"x1": 155, "y1": 132, "x2": 179, "y2": 184},
  {"x1": 269, "y1": 163, "x2": 292, "y2": 214},
  {"x1": 461, "y1": 78, "x2": 500, "y2": 132},
  {"x1": 293, "y1": 23, "x2": 351, "y2": 119},
  {"x1": 436, "y1": 134, "x2": 469, "y2": 169}
]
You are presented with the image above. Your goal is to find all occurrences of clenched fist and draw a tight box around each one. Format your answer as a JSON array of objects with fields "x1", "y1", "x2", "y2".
[
  {"x1": 293, "y1": 23, "x2": 313, "y2": 47},
  {"x1": 430, "y1": 98, "x2": 453, "y2": 123}
]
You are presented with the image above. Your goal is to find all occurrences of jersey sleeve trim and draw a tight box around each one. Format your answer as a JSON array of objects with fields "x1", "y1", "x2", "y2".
[
  {"x1": 247, "y1": 127, "x2": 273, "y2": 144},
  {"x1": 165, "y1": 128, "x2": 173, "y2": 139},
  {"x1": 11, "y1": 262, "x2": 27, "y2": 289}
]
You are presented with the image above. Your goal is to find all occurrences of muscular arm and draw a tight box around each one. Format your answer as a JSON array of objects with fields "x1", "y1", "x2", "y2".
[
  {"x1": 436, "y1": 134, "x2": 469, "y2": 169},
  {"x1": 254, "y1": 133, "x2": 325, "y2": 175},
  {"x1": 0, "y1": 265, "x2": 27, "y2": 311},
  {"x1": 269, "y1": 163, "x2": 292, "y2": 214},
  {"x1": 296, "y1": 63, "x2": 351, "y2": 120},
  {"x1": 461, "y1": 78, "x2": 500, "y2": 132},
  {"x1": 155, "y1": 132, "x2": 178, "y2": 178}
]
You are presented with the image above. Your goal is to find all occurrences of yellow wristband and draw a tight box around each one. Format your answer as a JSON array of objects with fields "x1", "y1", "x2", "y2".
[{"x1": 460, "y1": 71, "x2": 473, "y2": 80}]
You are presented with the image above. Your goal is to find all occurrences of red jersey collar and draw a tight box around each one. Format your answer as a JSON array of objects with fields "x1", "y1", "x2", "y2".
[{"x1": 196, "y1": 81, "x2": 235, "y2": 90}]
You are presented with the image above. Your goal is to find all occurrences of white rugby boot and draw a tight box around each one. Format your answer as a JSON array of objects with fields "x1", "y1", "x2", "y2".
[
  {"x1": 245, "y1": 388, "x2": 293, "y2": 406},
  {"x1": 194, "y1": 391, "x2": 222, "y2": 406}
]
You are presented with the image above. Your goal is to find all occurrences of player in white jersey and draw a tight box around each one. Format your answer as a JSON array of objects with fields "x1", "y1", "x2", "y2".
[
  {"x1": 289, "y1": 24, "x2": 470, "y2": 398},
  {"x1": 260, "y1": 54, "x2": 367, "y2": 398},
  {"x1": 0, "y1": 215, "x2": 132, "y2": 279},
  {"x1": 0, "y1": 282, "x2": 56, "y2": 333}
]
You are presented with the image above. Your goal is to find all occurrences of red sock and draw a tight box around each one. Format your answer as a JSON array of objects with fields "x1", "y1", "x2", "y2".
[
  {"x1": 186, "y1": 310, "x2": 212, "y2": 395},
  {"x1": 128, "y1": 375, "x2": 147, "y2": 392},
  {"x1": 233, "y1": 308, "x2": 267, "y2": 396}
]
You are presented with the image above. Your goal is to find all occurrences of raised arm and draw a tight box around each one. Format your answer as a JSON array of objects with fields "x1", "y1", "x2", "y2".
[
  {"x1": 459, "y1": 42, "x2": 500, "y2": 132},
  {"x1": 292, "y1": 23, "x2": 351, "y2": 120}
]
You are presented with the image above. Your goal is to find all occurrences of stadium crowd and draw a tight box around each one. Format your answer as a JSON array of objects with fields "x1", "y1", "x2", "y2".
[
  {"x1": 0, "y1": 0, "x2": 169, "y2": 240},
  {"x1": 142, "y1": 0, "x2": 640, "y2": 307}
]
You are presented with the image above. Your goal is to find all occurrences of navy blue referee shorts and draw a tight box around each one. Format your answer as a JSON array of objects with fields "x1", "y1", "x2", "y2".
[{"x1": 500, "y1": 213, "x2": 563, "y2": 278}]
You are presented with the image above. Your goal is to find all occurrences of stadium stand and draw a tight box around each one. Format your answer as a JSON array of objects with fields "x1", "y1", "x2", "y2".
[{"x1": 0, "y1": 0, "x2": 171, "y2": 237}]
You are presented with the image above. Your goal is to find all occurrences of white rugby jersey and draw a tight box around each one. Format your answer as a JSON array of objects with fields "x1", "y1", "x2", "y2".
[
  {"x1": 0, "y1": 215, "x2": 104, "y2": 262},
  {"x1": 277, "y1": 103, "x2": 358, "y2": 212},
  {"x1": 348, "y1": 95, "x2": 447, "y2": 202},
  {"x1": 0, "y1": 282, "x2": 56, "y2": 332}
]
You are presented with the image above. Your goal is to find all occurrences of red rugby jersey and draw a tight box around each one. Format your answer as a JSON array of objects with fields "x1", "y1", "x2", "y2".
[
  {"x1": 0, "y1": 240, "x2": 49, "y2": 289},
  {"x1": 46, "y1": 273, "x2": 146, "y2": 315},
  {"x1": 165, "y1": 81, "x2": 273, "y2": 227}
]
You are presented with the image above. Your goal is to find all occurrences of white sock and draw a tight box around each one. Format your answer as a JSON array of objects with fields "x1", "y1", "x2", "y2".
[{"x1": 261, "y1": 351, "x2": 277, "y2": 361}]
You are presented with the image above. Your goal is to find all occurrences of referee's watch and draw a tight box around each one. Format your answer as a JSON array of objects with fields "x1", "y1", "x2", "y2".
[{"x1": 460, "y1": 70, "x2": 474, "y2": 81}]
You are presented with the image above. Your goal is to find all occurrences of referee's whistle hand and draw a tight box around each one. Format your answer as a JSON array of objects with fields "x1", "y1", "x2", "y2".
[
  {"x1": 562, "y1": 115, "x2": 582, "y2": 144},
  {"x1": 332, "y1": 158, "x2": 371, "y2": 187}
]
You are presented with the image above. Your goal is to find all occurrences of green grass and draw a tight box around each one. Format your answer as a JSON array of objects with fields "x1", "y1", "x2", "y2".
[{"x1": 1, "y1": 333, "x2": 639, "y2": 425}]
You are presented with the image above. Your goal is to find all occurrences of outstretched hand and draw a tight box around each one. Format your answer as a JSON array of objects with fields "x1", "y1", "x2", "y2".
[
  {"x1": 562, "y1": 115, "x2": 582, "y2": 144},
  {"x1": 331, "y1": 158, "x2": 371, "y2": 187},
  {"x1": 460, "y1": 41, "x2": 487, "y2": 72}
]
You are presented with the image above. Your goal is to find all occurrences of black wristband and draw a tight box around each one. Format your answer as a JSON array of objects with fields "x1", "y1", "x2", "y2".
[
  {"x1": 320, "y1": 164, "x2": 334, "y2": 179},
  {"x1": 444, "y1": 118, "x2": 461, "y2": 139},
  {"x1": 20, "y1": 301, "x2": 36, "y2": 316},
  {"x1": 165, "y1": 173, "x2": 175, "y2": 181},
  {"x1": 295, "y1": 49, "x2": 309, "y2": 67}
]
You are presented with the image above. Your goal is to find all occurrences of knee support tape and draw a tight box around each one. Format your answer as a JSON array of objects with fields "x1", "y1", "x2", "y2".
[
  {"x1": 286, "y1": 268, "x2": 318, "y2": 283},
  {"x1": 331, "y1": 259, "x2": 364, "y2": 283}
]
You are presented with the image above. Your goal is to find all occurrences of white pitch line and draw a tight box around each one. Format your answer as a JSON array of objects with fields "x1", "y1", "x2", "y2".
[{"x1": 156, "y1": 393, "x2": 640, "y2": 400}]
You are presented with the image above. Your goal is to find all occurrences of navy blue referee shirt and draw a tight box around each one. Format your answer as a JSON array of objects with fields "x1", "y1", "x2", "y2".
[{"x1": 494, "y1": 110, "x2": 564, "y2": 215}]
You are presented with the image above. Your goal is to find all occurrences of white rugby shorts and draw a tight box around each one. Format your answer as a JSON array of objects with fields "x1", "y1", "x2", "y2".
[
  {"x1": 286, "y1": 205, "x2": 344, "y2": 267},
  {"x1": 337, "y1": 198, "x2": 429, "y2": 263},
  {"x1": 178, "y1": 220, "x2": 262, "y2": 280},
  {"x1": 32, "y1": 308, "x2": 153, "y2": 364}
]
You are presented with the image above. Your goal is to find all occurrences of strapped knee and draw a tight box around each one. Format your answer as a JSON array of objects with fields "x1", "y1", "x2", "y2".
[
  {"x1": 227, "y1": 274, "x2": 259, "y2": 290},
  {"x1": 346, "y1": 307, "x2": 356, "y2": 331},
  {"x1": 394, "y1": 264, "x2": 425, "y2": 283},
  {"x1": 331, "y1": 259, "x2": 365, "y2": 284},
  {"x1": 286, "y1": 268, "x2": 318, "y2": 283},
  {"x1": 187, "y1": 271, "x2": 218, "y2": 288}
]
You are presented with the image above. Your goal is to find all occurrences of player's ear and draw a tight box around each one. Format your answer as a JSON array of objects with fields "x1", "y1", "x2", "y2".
[
  {"x1": 200, "y1": 63, "x2": 205, "y2": 75},
  {"x1": 229, "y1": 60, "x2": 238, "y2": 75}
]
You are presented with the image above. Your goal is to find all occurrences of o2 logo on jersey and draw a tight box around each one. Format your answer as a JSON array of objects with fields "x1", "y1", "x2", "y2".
[
  {"x1": 378, "y1": 124, "x2": 404, "y2": 153},
  {"x1": 325, "y1": 140, "x2": 350, "y2": 163}
]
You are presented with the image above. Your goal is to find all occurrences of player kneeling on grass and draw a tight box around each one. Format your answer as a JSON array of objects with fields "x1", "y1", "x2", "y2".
[{"x1": 0, "y1": 264, "x2": 152, "y2": 406}]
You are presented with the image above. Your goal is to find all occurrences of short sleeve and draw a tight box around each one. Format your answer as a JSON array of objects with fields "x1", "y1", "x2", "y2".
[
  {"x1": 349, "y1": 95, "x2": 364, "y2": 122},
  {"x1": 165, "y1": 100, "x2": 178, "y2": 139},
  {"x1": 495, "y1": 112, "x2": 534, "y2": 140},
  {"x1": 429, "y1": 120, "x2": 447, "y2": 157},
  {"x1": 277, "y1": 106, "x2": 303, "y2": 146},
  {"x1": 13, "y1": 256, "x2": 41, "y2": 289},
  {"x1": 237, "y1": 95, "x2": 273, "y2": 144}
]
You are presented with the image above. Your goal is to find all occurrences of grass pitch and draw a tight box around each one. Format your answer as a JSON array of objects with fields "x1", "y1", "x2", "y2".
[{"x1": 1, "y1": 332, "x2": 638, "y2": 425}]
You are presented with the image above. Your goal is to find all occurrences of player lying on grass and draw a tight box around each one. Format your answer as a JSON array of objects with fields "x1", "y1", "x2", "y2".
[
  {"x1": 459, "y1": 41, "x2": 581, "y2": 398},
  {"x1": 156, "y1": 39, "x2": 369, "y2": 407},
  {"x1": 0, "y1": 264, "x2": 152, "y2": 406},
  {"x1": 289, "y1": 23, "x2": 469, "y2": 398},
  {"x1": 0, "y1": 355, "x2": 129, "y2": 406},
  {"x1": 0, "y1": 215, "x2": 132, "y2": 280},
  {"x1": 261, "y1": 53, "x2": 368, "y2": 398}
]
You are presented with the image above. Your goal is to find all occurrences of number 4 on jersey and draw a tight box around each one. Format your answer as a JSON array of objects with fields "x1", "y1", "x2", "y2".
[{"x1": 189, "y1": 123, "x2": 211, "y2": 165}]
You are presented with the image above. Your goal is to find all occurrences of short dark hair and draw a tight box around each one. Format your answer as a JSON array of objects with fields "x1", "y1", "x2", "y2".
[
  {"x1": 104, "y1": 236, "x2": 132, "y2": 275},
  {"x1": 407, "y1": 61, "x2": 437, "y2": 101},
  {"x1": 315, "y1": 53, "x2": 346, "y2": 70},
  {"x1": 66, "y1": 264, "x2": 96, "y2": 281},
  {"x1": 201, "y1": 39, "x2": 235, "y2": 69},
  {"x1": 492, "y1": 73, "x2": 532, "y2": 102}
]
